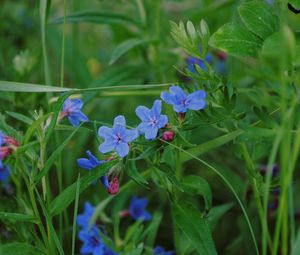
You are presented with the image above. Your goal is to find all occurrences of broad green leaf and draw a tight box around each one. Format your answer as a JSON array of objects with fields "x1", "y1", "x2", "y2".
[
  {"x1": 208, "y1": 203, "x2": 234, "y2": 229},
  {"x1": 156, "y1": 163, "x2": 183, "y2": 191},
  {"x1": 5, "y1": 111, "x2": 32, "y2": 125},
  {"x1": 50, "y1": 161, "x2": 116, "y2": 216},
  {"x1": 35, "y1": 125, "x2": 81, "y2": 183},
  {"x1": 181, "y1": 130, "x2": 242, "y2": 163},
  {"x1": 289, "y1": 0, "x2": 300, "y2": 9},
  {"x1": 182, "y1": 175, "x2": 212, "y2": 210},
  {"x1": 0, "y1": 80, "x2": 71, "y2": 92},
  {"x1": 109, "y1": 39, "x2": 151, "y2": 65},
  {"x1": 291, "y1": 228, "x2": 300, "y2": 255},
  {"x1": 172, "y1": 201, "x2": 218, "y2": 255},
  {"x1": 50, "y1": 11, "x2": 140, "y2": 27},
  {"x1": 0, "y1": 212, "x2": 37, "y2": 223},
  {"x1": 0, "y1": 243, "x2": 44, "y2": 255},
  {"x1": 238, "y1": 0, "x2": 277, "y2": 39},
  {"x1": 209, "y1": 22, "x2": 263, "y2": 58}
]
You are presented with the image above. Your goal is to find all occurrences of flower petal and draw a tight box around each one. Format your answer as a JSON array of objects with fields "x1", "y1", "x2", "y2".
[
  {"x1": 135, "y1": 106, "x2": 150, "y2": 121},
  {"x1": 187, "y1": 99, "x2": 206, "y2": 110},
  {"x1": 124, "y1": 129, "x2": 139, "y2": 143},
  {"x1": 151, "y1": 100, "x2": 162, "y2": 116},
  {"x1": 169, "y1": 85, "x2": 187, "y2": 97},
  {"x1": 144, "y1": 127, "x2": 159, "y2": 140},
  {"x1": 77, "y1": 158, "x2": 94, "y2": 170},
  {"x1": 99, "y1": 141, "x2": 115, "y2": 154},
  {"x1": 157, "y1": 115, "x2": 168, "y2": 128},
  {"x1": 173, "y1": 104, "x2": 187, "y2": 113},
  {"x1": 187, "y1": 90, "x2": 206, "y2": 100},
  {"x1": 98, "y1": 126, "x2": 113, "y2": 139},
  {"x1": 115, "y1": 142, "x2": 129, "y2": 157},
  {"x1": 114, "y1": 115, "x2": 126, "y2": 127},
  {"x1": 68, "y1": 115, "x2": 80, "y2": 127},
  {"x1": 70, "y1": 111, "x2": 89, "y2": 122},
  {"x1": 160, "y1": 91, "x2": 176, "y2": 105}
]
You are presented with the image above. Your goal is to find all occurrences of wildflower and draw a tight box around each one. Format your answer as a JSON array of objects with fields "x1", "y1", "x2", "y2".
[
  {"x1": 154, "y1": 246, "x2": 176, "y2": 255},
  {"x1": 129, "y1": 196, "x2": 152, "y2": 222},
  {"x1": 107, "y1": 177, "x2": 119, "y2": 195},
  {"x1": 0, "y1": 161, "x2": 9, "y2": 183},
  {"x1": 78, "y1": 227, "x2": 105, "y2": 255},
  {"x1": 187, "y1": 53, "x2": 212, "y2": 73},
  {"x1": 77, "y1": 151, "x2": 104, "y2": 170},
  {"x1": 162, "y1": 130, "x2": 175, "y2": 141},
  {"x1": 77, "y1": 202, "x2": 95, "y2": 229},
  {"x1": 135, "y1": 100, "x2": 168, "y2": 140},
  {"x1": 161, "y1": 86, "x2": 206, "y2": 113},
  {"x1": 61, "y1": 98, "x2": 89, "y2": 127},
  {"x1": 98, "y1": 115, "x2": 139, "y2": 158}
]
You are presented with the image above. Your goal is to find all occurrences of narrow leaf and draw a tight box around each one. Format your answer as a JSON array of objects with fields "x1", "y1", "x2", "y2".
[
  {"x1": 0, "y1": 243, "x2": 44, "y2": 255},
  {"x1": 0, "y1": 212, "x2": 37, "y2": 223},
  {"x1": 0, "y1": 81, "x2": 71, "y2": 92}
]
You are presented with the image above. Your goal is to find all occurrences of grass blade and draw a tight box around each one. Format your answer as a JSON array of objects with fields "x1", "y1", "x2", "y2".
[{"x1": 71, "y1": 174, "x2": 80, "y2": 255}]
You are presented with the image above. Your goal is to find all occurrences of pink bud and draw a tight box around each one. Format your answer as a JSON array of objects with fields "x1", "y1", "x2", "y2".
[
  {"x1": 162, "y1": 131, "x2": 175, "y2": 141},
  {"x1": 216, "y1": 51, "x2": 227, "y2": 60},
  {"x1": 107, "y1": 177, "x2": 119, "y2": 195},
  {"x1": 0, "y1": 146, "x2": 13, "y2": 160},
  {"x1": 4, "y1": 136, "x2": 19, "y2": 147},
  {"x1": 119, "y1": 210, "x2": 130, "y2": 217}
]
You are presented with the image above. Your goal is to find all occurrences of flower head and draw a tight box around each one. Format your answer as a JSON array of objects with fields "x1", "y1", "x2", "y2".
[
  {"x1": 136, "y1": 100, "x2": 168, "y2": 140},
  {"x1": 0, "y1": 161, "x2": 9, "y2": 183},
  {"x1": 154, "y1": 246, "x2": 176, "y2": 255},
  {"x1": 77, "y1": 202, "x2": 95, "y2": 229},
  {"x1": 77, "y1": 151, "x2": 104, "y2": 170},
  {"x1": 161, "y1": 86, "x2": 206, "y2": 113},
  {"x1": 79, "y1": 227, "x2": 105, "y2": 255},
  {"x1": 98, "y1": 116, "x2": 139, "y2": 158},
  {"x1": 61, "y1": 98, "x2": 89, "y2": 127},
  {"x1": 129, "y1": 196, "x2": 152, "y2": 222}
]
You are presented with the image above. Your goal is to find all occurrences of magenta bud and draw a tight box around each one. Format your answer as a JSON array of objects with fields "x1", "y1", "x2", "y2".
[
  {"x1": 0, "y1": 146, "x2": 13, "y2": 160},
  {"x1": 107, "y1": 177, "x2": 119, "y2": 195},
  {"x1": 4, "y1": 136, "x2": 19, "y2": 147},
  {"x1": 119, "y1": 210, "x2": 130, "y2": 217},
  {"x1": 216, "y1": 51, "x2": 227, "y2": 60},
  {"x1": 162, "y1": 131, "x2": 175, "y2": 141}
]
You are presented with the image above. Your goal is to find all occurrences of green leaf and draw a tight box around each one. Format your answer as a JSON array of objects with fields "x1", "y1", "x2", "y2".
[
  {"x1": 238, "y1": 0, "x2": 277, "y2": 39},
  {"x1": 0, "y1": 81, "x2": 71, "y2": 92},
  {"x1": 208, "y1": 203, "x2": 234, "y2": 229},
  {"x1": 50, "y1": 10, "x2": 140, "y2": 27},
  {"x1": 0, "y1": 212, "x2": 37, "y2": 223},
  {"x1": 291, "y1": 228, "x2": 300, "y2": 255},
  {"x1": 109, "y1": 39, "x2": 150, "y2": 65},
  {"x1": 0, "y1": 243, "x2": 44, "y2": 255},
  {"x1": 182, "y1": 175, "x2": 212, "y2": 210},
  {"x1": 209, "y1": 22, "x2": 263, "y2": 58},
  {"x1": 35, "y1": 125, "x2": 81, "y2": 183},
  {"x1": 6, "y1": 111, "x2": 32, "y2": 125},
  {"x1": 172, "y1": 201, "x2": 218, "y2": 255},
  {"x1": 289, "y1": 0, "x2": 300, "y2": 9},
  {"x1": 71, "y1": 175, "x2": 81, "y2": 255},
  {"x1": 50, "y1": 161, "x2": 116, "y2": 216},
  {"x1": 156, "y1": 164, "x2": 183, "y2": 191},
  {"x1": 127, "y1": 161, "x2": 149, "y2": 187},
  {"x1": 181, "y1": 130, "x2": 242, "y2": 163}
]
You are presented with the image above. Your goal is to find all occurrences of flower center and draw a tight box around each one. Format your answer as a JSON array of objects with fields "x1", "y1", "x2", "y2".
[
  {"x1": 89, "y1": 235, "x2": 101, "y2": 248},
  {"x1": 115, "y1": 134, "x2": 123, "y2": 144},
  {"x1": 149, "y1": 117, "x2": 158, "y2": 126},
  {"x1": 181, "y1": 99, "x2": 188, "y2": 106}
]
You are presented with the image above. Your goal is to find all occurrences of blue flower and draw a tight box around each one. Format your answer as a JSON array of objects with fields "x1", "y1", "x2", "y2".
[
  {"x1": 77, "y1": 202, "x2": 95, "y2": 229},
  {"x1": 77, "y1": 151, "x2": 104, "y2": 170},
  {"x1": 79, "y1": 227, "x2": 105, "y2": 255},
  {"x1": 0, "y1": 161, "x2": 9, "y2": 182},
  {"x1": 154, "y1": 246, "x2": 176, "y2": 255},
  {"x1": 129, "y1": 196, "x2": 152, "y2": 222},
  {"x1": 103, "y1": 246, "x2": 119, "y2": 255},
  {"x1": 187, "y1": 53, "x2": 212, "y2": 73},
  {"x1": 61, "y1": 98, "x2": 89, "y2": 127},
  {"x1": 98, "y1": 115, "x2": 139, "y2": 158},
  {"x1": 161, "y1": 86, "x2": 206, "y2": 113},
  {"x1": 135, "y1": 100, "x2": 168, "y2": 140},
  {"x1": 0, "y1": 132, "x2": 5, "y2": 146}
]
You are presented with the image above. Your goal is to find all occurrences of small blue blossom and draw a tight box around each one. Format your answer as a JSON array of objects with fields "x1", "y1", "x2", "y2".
[
  {"x1": 0, "y1": 161, "x2": 9, "y2": 182},
  {"x1": 77, "y1": 202, "x2": 95, "y2": 229},
  {"x1": 79, "y1": 227, "x2": 105, "y2": 255},
  {"x1": 129, "y1": 196, "x2": 152, "y2": 222},
  {"x1": 103, "y1": 246, "x2": 119, "y2": 255},
  {"x1": 0, "y1": 131, "x2": 6, "y2": 146},
  {"x1": 61, "y1": 98, "x2": 89, "y2": 127},
  {"x1": 98, "y1": 115, "x2": 139, "y2": 158},
  {"x1": 187, "y1": 53, "x2": 212, "y2": 73},
  {"x1": 135, "y1": 100, "x2": 168, "y2": 140},
  {"x1": 77, "y1": 151, "x2": 104, "y2": 170},
  {"x1": 154, "y1": 246, "x2": 176, "y2": 255},
  {"x1": 161, "y1": 86, "x2": 206, "y2": 113}
]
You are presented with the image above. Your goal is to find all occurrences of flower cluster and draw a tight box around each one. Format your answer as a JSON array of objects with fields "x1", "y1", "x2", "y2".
[{"x1": 77, "y1": 202, "x2": 118, "y2": 255}]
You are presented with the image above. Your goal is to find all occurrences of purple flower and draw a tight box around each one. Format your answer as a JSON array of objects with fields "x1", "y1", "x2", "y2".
[
  {"x1": 129, "y1": 196, "x2": 152, "y2": 222},
  {"x1": 77, "y1": 151, "x2": 104, "y2": 170},
  {"x1": 154, "y1": 246, "x2": 176, "y2": 255},
  {"x1": 135, "y1": 100, "x2": 168, "y2": 140},
  {"x1": 77, "y1": 202, "x2": 95, "y2": 229},
  {"x1": 98, "y1": 116, "x2": 139, "y2": 158},
  {"x1": 79, "y1": 227, "x2": 105, "y2": 255},
  {"x1": 0, "y1": 161, "x2": 9, "y2": 182},
  {"x1": 61, "y1": 98, "x2": 89, "y2": 127},
  {"x1": 161, "y1": 86, "x2": 206, "y2": 113},
  {"x1": 187, "y1": 53, "x2": 212, "y2": 73}
]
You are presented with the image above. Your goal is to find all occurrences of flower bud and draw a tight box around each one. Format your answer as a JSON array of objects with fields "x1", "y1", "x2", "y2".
[
  {"x1": 107, "y1": 177, "x2": 119, "y2": 195},
  {"x1": 162, "y1": 131, "x2": 175, "y2": 141},
  {"x1": 0, "y1": 147, "x2": 13, "y2": 160}
]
